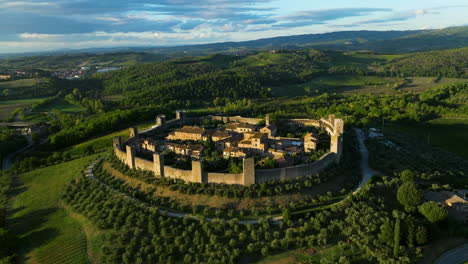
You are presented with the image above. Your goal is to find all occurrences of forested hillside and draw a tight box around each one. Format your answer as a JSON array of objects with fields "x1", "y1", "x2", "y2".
[{"x1": 383, "y1": 47, "x2": 468, "y2": 77}]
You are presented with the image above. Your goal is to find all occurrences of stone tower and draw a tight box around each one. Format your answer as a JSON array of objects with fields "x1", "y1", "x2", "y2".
[
  {"x1": 176, "y1": 110, "x2": 185, "y2": 124},
  {"x1": 330, "y1": 119, "x2": 344, "y2": 163},
  {"x1": 153, "y1": 153, "x2": 165, "y2": 177},
  {"x1": 129, "y1": 127, "x2": 138, "y2": 138},
  {"x1": 156, "y1": 115, "x2": 166, "y2": 127},
  {"x1": 265, "y1": 114, "x2": 270, "y2": 126},
  {"x1": 242, "y1": 157, "x2": 255, "y2": 186},
  {"x1": 191, "y1": 160, "x2": 204, "y2": 183},
  {"x1": 126, "y1": 145, "x2": 136, "y2": 169},
  {"x1": 113, "y1": 136, "x2": 122, "y2": 148}
]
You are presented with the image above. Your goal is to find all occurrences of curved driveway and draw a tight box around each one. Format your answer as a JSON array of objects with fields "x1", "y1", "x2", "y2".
[
  {"x1": 86, "y1": 128, "x2": 375, "y2": 224},
  {"x1": 434, "y1": 244, "x2": 468, "y2": 264}
]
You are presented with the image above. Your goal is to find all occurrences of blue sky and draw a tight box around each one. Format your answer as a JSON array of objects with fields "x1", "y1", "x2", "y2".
[{"x1": 0, "y1": 0, "x2": 467, "y2": 53}]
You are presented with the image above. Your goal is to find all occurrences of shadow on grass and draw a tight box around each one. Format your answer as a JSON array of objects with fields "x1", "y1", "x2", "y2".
[
  {"x1": 8, "y1": 207, "x2": 60, "y2": 261},
  {"x1": 17, "y1": 228, "x2": 60, "y2": 263}
]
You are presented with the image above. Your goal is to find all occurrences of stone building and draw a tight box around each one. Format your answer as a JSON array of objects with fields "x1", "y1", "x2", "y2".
[
  {"x1": 303, "y1": 133, "x2": 319, "y2": 152},
  {"x1": 167, "y1": 126, "x2": 209, "y2": 141},
  {"x1": 425, "y1": 191, "x2": 468, "y2": 222},
  {"x1": 223, "y1": 147, "x2": 247, "y2": 158},
  {"x1": 166, "y1": 142, "x2": 204, "y2": 158},
  {"x1": 260, "y1": 124, "x2": 277, "y2": 138},
  {"x1": 226, "y1": 122, "x2": 258, "y2": 133},
  {"x1": 238, "y1": 132, "x2": 268, "y2": 151},
  {"x1": 141, "y1": 139, "x2": 157, "y2": 152}
]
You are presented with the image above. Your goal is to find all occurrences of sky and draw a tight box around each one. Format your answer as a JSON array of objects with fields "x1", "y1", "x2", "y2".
[{"x1": 0, "y1": 0, "x2": 467, "y2": 53}]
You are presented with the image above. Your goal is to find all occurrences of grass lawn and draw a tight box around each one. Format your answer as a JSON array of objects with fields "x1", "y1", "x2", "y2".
[
  {"x1": 0, "y1": 78, "x2": 43, "y2": 89},
  {"x1": 7, "y1": 154, "x2": 100, "y2": 264},
  {"x1": 0, "y1": 97, "x2": 49, "y2": 120},
  {"x1": 386, "y1": 118, "x2": 468, "y2": 160}
]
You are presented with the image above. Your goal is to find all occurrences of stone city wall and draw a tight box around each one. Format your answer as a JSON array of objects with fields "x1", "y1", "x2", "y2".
[
  {"x1": 163, "y1": 165, "x2": 194, "y2": 182},
  {"x1": 112, "y1": 111, "x2": 344, "y2": 185},
  {"x1": 134, "y1": 157, "x2": 154, "y2": 171},
  {"x1": 255, "y1": 152, "x2": 336, "y2": 183},
  {"x1": 207, "y1": 172, "x2": 243, "y2": 185}
]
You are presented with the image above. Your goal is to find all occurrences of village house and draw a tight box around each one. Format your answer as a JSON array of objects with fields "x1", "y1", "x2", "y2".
[
  {"x1": 304, "y1": 133, "x2": 319, "y2": 152},
  {"x1": 223, "y1": 147, "x2": 247, "y2": 158},
  {"x1": 166, "y1": 142, "x2": 204, "y2": 158},
  {"x1": 238, "y1": 132, "x2": 268, "y2": 152},
  {"x1": 259, "y1": 124, "x2": 277, "y2": 138},
  {"x1": 226, "y1": 122, "x2": 258, "y2": 133},
  {"x1": 167, "y1": 126, "x2": 209, "y2": 141},
  {"x1": 424, "y1": 191, "x2": 468, "y2": 222},
  {"x1": 141, "y1": 139, "x2": 157, "y2": 152}
]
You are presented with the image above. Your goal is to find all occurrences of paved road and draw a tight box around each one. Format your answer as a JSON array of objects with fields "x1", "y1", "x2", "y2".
[
  {"x1": 86, "y1": 128, "x2": 375, "y2": 224},
  {"x1": 353, "y1": 128, "x2": 377, "y2": 193},
  {"x1": 2, "y1": 135, "x2": 33, "y2": 170},
  {"x1": 434, "y1": 244, "x2": 468, "y2": 264}
]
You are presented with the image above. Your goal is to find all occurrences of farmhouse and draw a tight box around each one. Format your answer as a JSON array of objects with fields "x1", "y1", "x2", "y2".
[{"x1": 425, "y1": 191, "x2": 468, "y2": 222}]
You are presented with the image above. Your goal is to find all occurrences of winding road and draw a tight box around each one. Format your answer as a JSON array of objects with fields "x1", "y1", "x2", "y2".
[
  {"x1": 2, "y1": 134, "x2": 33, "y2": 170},
  {"x1": 85, "y1": 128, "x2": 375, "y2": 224}
]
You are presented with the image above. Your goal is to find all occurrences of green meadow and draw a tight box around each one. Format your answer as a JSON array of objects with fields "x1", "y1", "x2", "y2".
[
  {"x1": 387, "y1": 118, "x2": 468, "y2": 160},
  {"x1": 7, "y1": 154, "x2": 100, "y2": 264}
]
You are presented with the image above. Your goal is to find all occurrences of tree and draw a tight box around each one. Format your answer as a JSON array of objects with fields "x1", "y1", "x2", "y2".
[
  {"x1": 397, "y1": 182, "x2": 422, "y2": 212},
  {"x1": 379, "y1": 220, "x2": 393, "y2": 246},
  {"x1": 282, "y1": 208, "x2": 290, "y2": 222},
  {"x1": 418, "y1": 201, "x2": 448, "y2": 223},
  {"x1": 393, "y1": 216, "x2": 401, "y2": 258},
  {"x1": 400, "y1": 170, "x2": 415, "y2": 183},
  {"x1": 415, "y1": 226, "x2": 428, "y2": 245}
]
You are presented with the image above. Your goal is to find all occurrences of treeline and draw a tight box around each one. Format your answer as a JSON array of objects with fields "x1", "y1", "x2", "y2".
[
  {"x1": 382, "y1": 47, "x2": 468, "y2": 78},
  {"x1": 92, "y1": 50, "x2": 341, "y2": 107}
]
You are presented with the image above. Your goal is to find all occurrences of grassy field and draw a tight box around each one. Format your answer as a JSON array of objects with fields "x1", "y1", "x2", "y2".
[
  {"x1": 270, "y1": 76, "x2": 467, "y2": 97},
  {"x1": 240, "y1": 53, "x2": 297, "y2": 66},
  {"x1": 270, "y1": 75, "x2": 399, "y2": 96},
  {"x1": 62, "y1": 120, "x2": 155, "y2": 158},
  {"x1": 0, "y1": 78, "x2": 43, "y2": 89},
  {"x1": 387, "y1": 118, "x2": 468, "y2": 160},
  {"x1": 7, "y1": 154, "x2": 100, "y2": 264},
  {"x1": 0, "y1": 97, "x2": 48, "y2": 120},
  {"x1": 36, "y1": 97, "x2": 87, "y2": 113}
]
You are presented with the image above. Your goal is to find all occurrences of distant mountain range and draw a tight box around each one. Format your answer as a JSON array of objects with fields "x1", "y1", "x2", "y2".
[{"x1": 1, "y1": 26, "x2": 467, "y2": 61}]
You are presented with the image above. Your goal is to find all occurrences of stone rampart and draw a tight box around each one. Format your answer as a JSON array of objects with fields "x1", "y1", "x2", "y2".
[
  {"x1": 164, "y1": 166, "x2": 193, "y2": 182},
  {"x1": 255, "y1": 152, "x2": 336, "y2": 183},
  {"x1": 207, "y1": 172, "x2": 243, "y2": 185},
  {"x1": 134, "y1": 157, "x2": 153, "y2": 171}
]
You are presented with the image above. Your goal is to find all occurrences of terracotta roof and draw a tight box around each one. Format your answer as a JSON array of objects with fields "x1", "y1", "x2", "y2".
[
  {"x1": 252, "y1": 132, "x2": 266, "y2": 139},
  {"x1": 262, "y1": 124, "x2": 277, "y2": 130},
  {"x1": 425, "y1": 191, "x2": 468, "y2": 204},
  {"x1": 175, "y1": 126, "x2": 206, "y2": 134},
  {"x1": 212, "y1": 130, "x2": 231, "y2": 138},
  {"x1": 224, "y1": 147, "x2": 240, "y2": 152},
  {"x1": 226, "y1": 122, "x2": 256, "y2": 129},
  {"x1": 167, "y1": 142, "x2": 203, "y2": 151}
]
